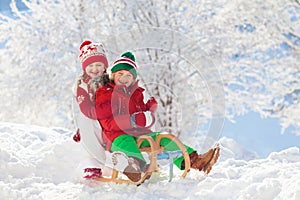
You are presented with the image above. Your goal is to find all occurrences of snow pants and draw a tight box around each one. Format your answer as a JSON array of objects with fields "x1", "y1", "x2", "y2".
[{"x1": 110, "y1": 132, "x2": 196, "y2": 170}]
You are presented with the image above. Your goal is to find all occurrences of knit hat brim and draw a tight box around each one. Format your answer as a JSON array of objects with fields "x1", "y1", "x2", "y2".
[
  {"x1": 111, "y1": 63, "x2": 137, "y2": 79},
  {"x1": 82, "y1": 55, "x2": 108, "y2": 71}
]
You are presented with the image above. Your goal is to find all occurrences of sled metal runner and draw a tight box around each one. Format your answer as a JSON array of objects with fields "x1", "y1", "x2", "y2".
[{"x1": 94, "y1": 133, "x2": 191, "y2": 185}]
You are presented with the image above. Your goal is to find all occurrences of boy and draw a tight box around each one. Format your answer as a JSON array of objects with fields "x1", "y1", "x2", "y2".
[{"x1": 95, "y1": 51, "x2": 220, "y2": 182}]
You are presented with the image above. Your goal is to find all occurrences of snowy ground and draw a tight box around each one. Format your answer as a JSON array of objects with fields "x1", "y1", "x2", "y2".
[{"x1": 0, "y1": 122, "x2": 299, "y2": 200}]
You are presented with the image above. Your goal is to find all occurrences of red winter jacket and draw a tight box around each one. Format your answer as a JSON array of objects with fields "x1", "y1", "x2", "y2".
[
  {"x1": 95, "y1": 81, "x2": 153, "y2": 150},
  {"x1": 76, "y1": 77, "x2": 97, "y2": 119}
]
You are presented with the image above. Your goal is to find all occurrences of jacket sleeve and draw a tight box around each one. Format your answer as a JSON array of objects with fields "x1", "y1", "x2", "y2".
[
  {"x1": 76, "y1": 87, "x2": 97, "y2": 119},
  {"x1": 95, "y1": 88, "x2": 133, "y2": 131},
  {"x1": 132, "y1": 88, "x2": 148, "y2": 112}
]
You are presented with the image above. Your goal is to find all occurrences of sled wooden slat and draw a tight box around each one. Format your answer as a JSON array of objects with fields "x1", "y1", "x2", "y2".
[
  {"x1": 94, "y1": 169, "x2": 118, "y2": 182},
  {"x1": 155, "y1": 133, "x2": 191, "y2": 178},
  {"x1": 94, "y1": 133, "x2": 190, "y2": 185},
  {"x1": 137, "y1": 135, "x2": 159, "y2": 173},
  {"x1": 94, "y1": 135, "x2": 156, "y2": 185}
]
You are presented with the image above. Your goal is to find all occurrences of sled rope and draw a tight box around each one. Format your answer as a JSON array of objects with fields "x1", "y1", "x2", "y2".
[{"x1": 157, "y1": 151, "x2": 183, "y2": 182}]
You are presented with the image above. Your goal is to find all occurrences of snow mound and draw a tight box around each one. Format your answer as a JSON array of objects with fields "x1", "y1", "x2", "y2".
[
  {"x1": 218, "y1": 137, "x2": 260, "y2": 161},
  {"x1": 0, "y1": 122, "x2": 299, "y2": 200}
]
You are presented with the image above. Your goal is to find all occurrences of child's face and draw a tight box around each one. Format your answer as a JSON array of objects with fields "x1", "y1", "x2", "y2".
[
  {"x1": 85, "y1": 62, "x2": 106, "y2": 79},
  {"x1": 114, "y1": 70, "x2": 135, "y2": 87}
]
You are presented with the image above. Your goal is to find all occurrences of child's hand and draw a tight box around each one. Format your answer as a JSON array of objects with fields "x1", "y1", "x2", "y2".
[
  {"x1": 131, "y1": 111, "x2": 154, "y2": 128},
  {"x1": 146, "y1": 97, "x2": 158, "y2": 113}
]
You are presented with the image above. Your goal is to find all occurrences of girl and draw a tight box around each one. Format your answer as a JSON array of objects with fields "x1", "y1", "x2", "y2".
[
  {"x1": 95, "y1": 51, "x2": 220, "y2": 182},
  {"x1": 73, "y1": 40, "x2": 109, "y2": 179},
  {"x1": 75, "y1": 40, "x2": 109, "y2": 120}
]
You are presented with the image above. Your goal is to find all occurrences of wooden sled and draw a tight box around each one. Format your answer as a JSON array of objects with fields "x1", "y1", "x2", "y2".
[{"x1": 94, "y1": 132, "x2": 191, "y2": 185}]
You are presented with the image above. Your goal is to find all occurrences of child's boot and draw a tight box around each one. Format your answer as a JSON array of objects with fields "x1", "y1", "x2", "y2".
[
  {"x1": 123, "y1": 157, "x2": 141, "y2": 182},
  {"x1": 83, "y1": 168, "x2": 102, "y2": 179},
  {"x1": 189, "y1": 145, "x2": 220, "y2": 174}
]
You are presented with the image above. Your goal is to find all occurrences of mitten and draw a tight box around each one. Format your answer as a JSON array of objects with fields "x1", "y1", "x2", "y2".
[
  {"x1": 130, "y1": 111, "x2": 154, "y2": 128},
  {"x1": 146, "y1": 97, "x2": 158, "y2": 113},
  {"x1": 73, "y1": 128, "x2": 81, "y2": 142},
  {"x1": 76, "y1": 87, "x2": 97, "y2": 119}
]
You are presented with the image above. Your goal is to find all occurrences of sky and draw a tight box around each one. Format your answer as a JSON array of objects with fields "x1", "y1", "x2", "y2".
[
  {"x1": 0, "y1": 0, "x2": 27, "y2": 13},
  {"x1": 222, "y1": 112, "x2": 300, "y2": 157}
]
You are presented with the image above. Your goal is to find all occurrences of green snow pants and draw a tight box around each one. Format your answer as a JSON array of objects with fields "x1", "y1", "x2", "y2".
[{"x1": 110, "y1": 132, "x2": 196, "y2": 170}]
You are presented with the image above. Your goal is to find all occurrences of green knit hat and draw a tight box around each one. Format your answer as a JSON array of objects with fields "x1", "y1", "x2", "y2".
[{"x1": 111, "y1": 51, "x2": 137, "y2": 78}]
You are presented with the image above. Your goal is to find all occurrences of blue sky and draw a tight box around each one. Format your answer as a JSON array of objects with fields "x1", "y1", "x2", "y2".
[
  {"x1": 222, "y1": 112, "x2": 300, "y2": 157},
  {"x1": 0, "y1": 0, "x2": 27, "y2": 13}
]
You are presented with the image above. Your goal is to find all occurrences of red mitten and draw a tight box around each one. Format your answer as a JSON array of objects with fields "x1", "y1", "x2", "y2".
[
  {"x1": 131, "y1": 111, "x2": 154, "y2": 128},
  {"x1": 76, "y1": 87, "x2": 97, "y2": 119},
  {"x1": 73, "y1": 128, "x2": 81, "y2": 142},
  {"x1": 146, "y1": 97, "x2": 158, "y2": 113}
]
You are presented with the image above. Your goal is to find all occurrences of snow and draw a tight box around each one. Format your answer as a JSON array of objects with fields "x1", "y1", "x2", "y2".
[{"x1": 1, "y1": 122, "x2": 299, "y2": 200}]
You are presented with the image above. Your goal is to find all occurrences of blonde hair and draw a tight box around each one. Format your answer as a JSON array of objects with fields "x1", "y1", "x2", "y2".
[{"x1": 110, "y1": 72, "x2": 116, "y2": 82}]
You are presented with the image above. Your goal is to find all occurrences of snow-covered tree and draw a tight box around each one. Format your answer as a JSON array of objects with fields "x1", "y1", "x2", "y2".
[
  {"x1": 213, "y1": 0, "x2": 300, "y2": 134},
  {"x1": 99, "y1": 1, "x2": 226, "y2": 140},
  {"x1": 0, "y1": 0, "x2": 113, "y2": 128},
  {"x1": 100, "y1": 0, "x2": 300, "y2": 137}
]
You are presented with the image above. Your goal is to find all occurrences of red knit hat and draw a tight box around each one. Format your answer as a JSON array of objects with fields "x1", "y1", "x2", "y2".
[
  {"x1": 111, "y1": 51, "x2": 137, "y2": 78},
  {"x1": 79, "y1": 40, "x2": 108, "y2": 71}
]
